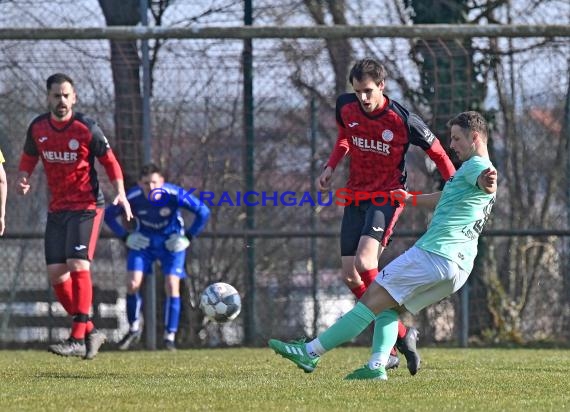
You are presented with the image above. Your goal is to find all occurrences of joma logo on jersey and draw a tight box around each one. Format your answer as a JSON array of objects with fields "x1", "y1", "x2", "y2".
[
  {"x1": 42, "y1": 150, "x2": 78, "y2": 163},
  {"x1": 351, "y1": 136, "x2": 391, "y2": 155}
]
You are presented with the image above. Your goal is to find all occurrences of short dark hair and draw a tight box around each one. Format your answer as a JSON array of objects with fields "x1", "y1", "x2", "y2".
[
  {"x1": 349, "y1": 58, "x2": 387, "y2": 85},
  {"x1": 139, "y1": 163, "x2": 163, "y2": 179},
  {"x1": 46, "y1": 73, "x2": 74, "y2": 91},
  {"x1": 447, "y1": 111, "x2": 488, "y2": 141}
]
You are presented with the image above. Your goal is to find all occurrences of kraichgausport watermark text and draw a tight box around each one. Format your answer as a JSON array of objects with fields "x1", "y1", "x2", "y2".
[{"x1": 148, "y1": 188, "x2": 422, "y2": 207}]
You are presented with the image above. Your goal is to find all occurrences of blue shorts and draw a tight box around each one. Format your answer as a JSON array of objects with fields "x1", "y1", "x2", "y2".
[{"x1": 127, "y1": 246, "x2": 187, "y2": 278}]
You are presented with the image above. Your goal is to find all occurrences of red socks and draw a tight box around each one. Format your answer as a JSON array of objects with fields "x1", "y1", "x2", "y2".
[
  {"x1": 53, "y1": 276, "x2": 95, "y2": 337},
  {"x1": 70, "y1": 270, "x2": 93, "y2": 341},
  {"x1": 360, "y1": 268, "x2": 378, "y2": 288},
  {"x1": 350, "y1": 283, "x2": 367, "y2": 299},
  {"x1": 392, "y1": 321, "x2": 408, "y2": 355},
  {"x1": 349, "y1": 268, "x2": 379, "y2": 299},
  {"x1": 398, "y1": 319, "x2": 407, "y2": 339},
  {"x1": 53, "y1": 278, "x2": 74, "y2": 314}
]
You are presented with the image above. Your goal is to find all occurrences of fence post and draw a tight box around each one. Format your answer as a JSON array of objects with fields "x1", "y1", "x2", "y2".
[
  {"x1": 562, "y1": 62, "x2": 570, "y2": 318},
  {"x1": 243, "y1": 0, "x2": 256, "y2": 344},
  {"x1": 140, "y1": 0, "x2": 156, "y2": 350},
  {"x1": 310, "y1": 95, "x2": 319, "y2": 335}
]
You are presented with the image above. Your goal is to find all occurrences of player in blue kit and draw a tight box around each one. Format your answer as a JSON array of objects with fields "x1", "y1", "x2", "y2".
[{"x1": 105, "y1": 163, "x2": 210, "y2": 350}]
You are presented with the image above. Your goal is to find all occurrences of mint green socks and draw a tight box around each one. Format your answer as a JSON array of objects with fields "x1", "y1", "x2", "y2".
[
  {"x1": 368, "y1": 309, "x2": 399, "y2": 368},
  {"x1": 317, "y1": 302, "x2": 376, "y2": 351}
]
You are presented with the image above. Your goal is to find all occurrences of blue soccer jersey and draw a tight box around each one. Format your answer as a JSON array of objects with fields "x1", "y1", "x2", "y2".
[
  {"x1": 105, "y1": 182, "x2": 210, "y2": 240},
  {"x1": 105, "y1": 182, "x2": 210, "y2": 275}
]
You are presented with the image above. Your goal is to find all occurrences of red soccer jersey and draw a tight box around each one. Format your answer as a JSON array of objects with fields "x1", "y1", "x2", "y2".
[
  {"x1": 19, "y1": 112, "x2": 122, "y2": 212},
  {"x1": 327, "y1": 94, "x2": 455, "y2": 197}
]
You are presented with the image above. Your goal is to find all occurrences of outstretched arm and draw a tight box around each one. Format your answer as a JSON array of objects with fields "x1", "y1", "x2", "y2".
[
  {"x1": 391, "y1": 189, "x2": 441, "y2": 209},
  {"x1": 477, "y1": 167, "x2": 497, "y2": 194}
]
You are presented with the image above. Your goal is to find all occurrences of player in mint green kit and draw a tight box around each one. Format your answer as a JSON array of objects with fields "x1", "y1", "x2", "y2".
[{"x1": 269, "y1": 111, "x2": 497, "y2": 380}]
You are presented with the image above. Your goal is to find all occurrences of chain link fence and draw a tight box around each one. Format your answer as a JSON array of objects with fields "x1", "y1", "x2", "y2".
[{"x1": 0, "y1": 22, "x2": 568, "y2": 348}]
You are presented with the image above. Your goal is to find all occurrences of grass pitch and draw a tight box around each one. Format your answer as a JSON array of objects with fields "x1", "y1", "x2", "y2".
[{"x1": 1, "y1": 347, "x2": 569, "y2": 411}]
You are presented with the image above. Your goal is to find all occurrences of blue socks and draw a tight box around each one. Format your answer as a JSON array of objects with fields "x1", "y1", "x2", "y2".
[
  {"x1": 126, "y1": 292, "x2": 142, "y2": 327},
  {"x1": 164, "y1": 296, "x2": 181, "y2": 334}
]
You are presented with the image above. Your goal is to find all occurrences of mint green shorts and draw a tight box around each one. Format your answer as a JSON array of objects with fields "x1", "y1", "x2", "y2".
[{"x1": 376, "y1": 246, "x2": 469, "y2": 315}]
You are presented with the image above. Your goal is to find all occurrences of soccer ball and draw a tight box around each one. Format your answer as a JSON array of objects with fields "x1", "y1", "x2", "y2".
[{"x1": 199, "y1": 282, "x2": 242, "y2": 323}]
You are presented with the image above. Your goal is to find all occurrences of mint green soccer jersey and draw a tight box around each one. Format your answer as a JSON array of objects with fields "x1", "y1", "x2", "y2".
[{"x1": 415, "y1": 156, "x2": 496, "y2": 273}]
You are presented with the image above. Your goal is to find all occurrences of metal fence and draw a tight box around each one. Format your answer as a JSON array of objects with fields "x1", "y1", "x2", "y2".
[{"x1": 0, "y1": 23, "x2": 569, "y2": 349}]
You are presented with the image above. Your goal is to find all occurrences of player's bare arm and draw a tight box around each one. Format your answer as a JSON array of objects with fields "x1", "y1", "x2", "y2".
[
  {"x1": 17, "y1": 172, "x2": 31, "y2": 195},
  {"x1": 316, "y1": 166, "x2": 334, "y2": 191},
  {"x1": 112, "y1": 179, "x2": 133, "y2": 221},
  {"x1": 391, "y1": 189, "x2": 441, "y2": 208},
  {"x1": 477, "y1": 167, "x2": 497, "y2": 194}
]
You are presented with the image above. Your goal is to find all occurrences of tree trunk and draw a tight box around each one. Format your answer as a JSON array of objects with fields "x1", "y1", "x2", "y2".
[{"x1": 98, "y1": 0, "x2": 143, "y2": 187}]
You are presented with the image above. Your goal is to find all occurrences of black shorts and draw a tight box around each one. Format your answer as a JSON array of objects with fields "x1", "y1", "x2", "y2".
[
  {"x1": 44, "y1": 209, "x2": 104, "y2": 265},
  {"x1": 340, "y1": 199, "x2": 404, "y2": 256}
]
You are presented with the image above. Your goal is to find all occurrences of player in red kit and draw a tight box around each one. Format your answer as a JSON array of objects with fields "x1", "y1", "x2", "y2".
[
  {"x1": 17, "y1": 73, "x2": 133, "y2": 359},
  {"x1": 316, "y1": 59, "x2": 456, "y2": 375}
]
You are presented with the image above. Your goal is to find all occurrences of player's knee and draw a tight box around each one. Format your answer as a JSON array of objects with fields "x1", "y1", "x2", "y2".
[
  {"x1": 164, "y1": 286, "x2": 177, "y2": 297},
  {"x1": 354, "y1": 255, "x2": 376, "y2": 274},
  {"x1": 343, "y1": 274, "x2": 361, "y2": 289},
  {"x1": 127, "y1": 280, "x2": 141, "y2": 294},
  {"x1": 67, "y1": 258, "x2": 90, "y2": 272},
  {"x1": 48, "y1": 268, "x2": 70, "y2": 285},
  {"x1": 164, "y1": 276, "x2": 180, "y2": 297}
]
